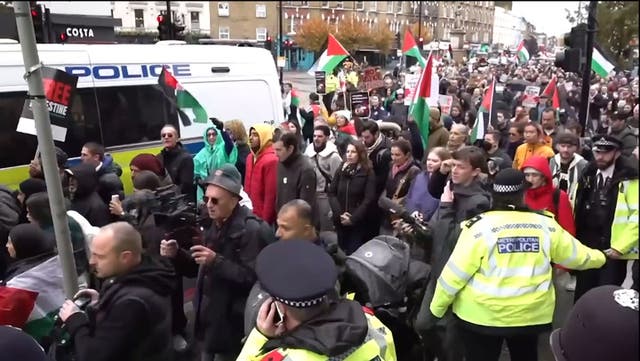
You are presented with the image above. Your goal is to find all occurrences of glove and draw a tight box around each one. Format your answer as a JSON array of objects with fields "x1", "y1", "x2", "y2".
[{"x1": 210, "y1": 117, "x2": 224, "y2": 131}]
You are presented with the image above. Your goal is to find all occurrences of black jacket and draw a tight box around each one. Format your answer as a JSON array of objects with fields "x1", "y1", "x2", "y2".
[
  {"x1": 0, "y1": 185, "x2": 20, "y2": 278},
  {"x1": 236, "y1": 142, "x2": 251, "y2": 184},
  {"x1": 65, "y1": 255, "x2": 175, "y2": 361},
  {"x1": 157, "y1": 142, "x2": 195, "y2": 202},
  {"x1": 368, "y1": 135, "x2": 392, "y2": 196},
  {"x1": 95, "y1": 155, "x2": 124, "y2": 205},
  {"x1": 276, "y1": 152, "x2": 317, "y2": 212},
  {"x1": 68, "y1": 164, "x2": 110, "y2": 227},
  {"x1": 172, "y1": 205, "x2": 273, "y2": 353},
  {"x1": 328, "y1": 163, "x2": 377, "y2": 226}
]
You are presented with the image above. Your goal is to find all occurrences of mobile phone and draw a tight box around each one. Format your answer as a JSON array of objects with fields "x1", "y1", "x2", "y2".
[
  {"x1": 111, "y1": 194, "x2": 120, "y2": 202},
  {"x1": 274, "y1": 302, "x2": 285, "y2": 326}
]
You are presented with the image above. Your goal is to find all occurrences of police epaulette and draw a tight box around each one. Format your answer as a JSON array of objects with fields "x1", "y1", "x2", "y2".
[
  {"x1": 532, "y1": 209, "x2": 555, "y2": 218},
  {"x1": 465, "y1": 215, "x2": 483, "y2": 228}
]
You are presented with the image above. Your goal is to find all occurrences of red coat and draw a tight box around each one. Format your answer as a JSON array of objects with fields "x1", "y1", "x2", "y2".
[
  {"x1": 245, "y1": 145, "x2": 278, "y2": 224},
  {"x1": 522, "y1": 156, "x2": 576, "y2": 236}
]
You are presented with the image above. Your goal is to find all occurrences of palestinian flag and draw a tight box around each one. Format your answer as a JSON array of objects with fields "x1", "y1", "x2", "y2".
[
  {"x1": 158, "y1": 67, "x2": 208, "y2": 125},
  {"x1": 290, "y1": 88, "x2": 300, "y2": 107},
  {"x1": 402, "y1": 30, "x2": 426, "y2": 67},
  {"x1": 409, "y1": 52, "x2": 434, "y2": 147},
  {"x1": 0, "y1": 256, "x2": 65, "y2": 342},
  {"x1": 306, "y1": 34, "x2": 349, "y2": 76},
  {"x1": 541, "y1": 75, "x2": 561, "y2": 122},
  {"x1": 592, "y1": 46, "x2": 615, "y2": 78},
  {"x1": 471, "y1": 78, "x2": 496, "y2": 143},
  {"x1": 516, "y1": 40, "x2": 530, "y2": 65}
]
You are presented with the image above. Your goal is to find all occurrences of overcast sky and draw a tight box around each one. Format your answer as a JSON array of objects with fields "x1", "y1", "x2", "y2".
[{"x1": 511, "y1": 1, "x2": 581, "y2": 37}]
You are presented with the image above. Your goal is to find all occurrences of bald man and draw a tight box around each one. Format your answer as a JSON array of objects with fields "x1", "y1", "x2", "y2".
[{"x1": 59, "y1": 222, "x2": 175, "y2": 361}]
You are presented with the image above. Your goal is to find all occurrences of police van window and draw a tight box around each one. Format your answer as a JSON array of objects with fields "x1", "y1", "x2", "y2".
[
  {"x1": 93, "y1": 85, "x2": 179, "y2": 147},
  {"x1": 0, "y1": 91, "x2": 102, "y2": 169}
]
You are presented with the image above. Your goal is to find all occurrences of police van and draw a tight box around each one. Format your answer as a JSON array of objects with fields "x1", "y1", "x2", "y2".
[{"x1": 0, "y1": 42, "x2": 283, "y2": 191}]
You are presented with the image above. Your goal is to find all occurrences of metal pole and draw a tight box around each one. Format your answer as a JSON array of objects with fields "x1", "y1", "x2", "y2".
[
  {"x1": 166, "y1": 0, "x2": 173, "y2": 40},
  {"x1": 418, "y1": 1, "x2": 423, "y2": 39},
  {"x1": 13, "y1": 1, "x2": 78, "y2": 298},
  {"x1": 278, "y1": 0, "x2": 283, "y2": 84},
  {"x1": 579, "y1": 1, "x2": 597, "y2": 137}
]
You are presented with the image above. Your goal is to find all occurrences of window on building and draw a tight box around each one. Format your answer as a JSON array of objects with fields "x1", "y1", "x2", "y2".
[
  {"x1": 335, "y1": 1, "x2": 344, "y2": 9},
  {"x1": 134, "y1": 9, "x2": 144, "y2": 29},
  {"x1": 386, "y1": 1, "x2": 393, "y2": 13},
  {"x1": 369, "y1": 1, "x2": 377, "y2": 11},
  {"x1": 394, "y1": 1, "x2": 403, "y2": 13},
  {"x1": 355, "y1": 1, "x2": 365, "y2": 10},
  {"x1": 256, "y1": 27, "x2": 267, "y2": 41},
  {"x1": 300, "y1": 1, "x2": 309, "y2": 6},
  {"x1": 219, "y1": 26, "x2": 230, "y2": 39},
  {"x1": 321, "y1": 1, "x2": 329, "y2": 8},
  {"x1": 218, "y1": 2, "x2": 229, "y2": 17},
  {"x1": 256, "y1": 4, "x2": 267, "y2": 18},
  {"x1": 190, "y1": 11, "x2": 200, "y2": 30}
]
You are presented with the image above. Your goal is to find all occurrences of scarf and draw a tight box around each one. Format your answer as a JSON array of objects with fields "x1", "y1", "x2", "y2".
[
  {"x1": 392, "y1": 157, "x2": 413, "y2": 179},
  {"x1": 342, "y1": 162, "x2": 360, "y2": 177},
  {"x1": 366, "y1": 134, "x2": 384, "y2": 156}
]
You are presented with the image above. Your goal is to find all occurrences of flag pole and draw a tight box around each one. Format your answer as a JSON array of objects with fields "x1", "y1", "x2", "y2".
[{"x1": 14, "y1": 1, "x2": 78, "y2": 299}]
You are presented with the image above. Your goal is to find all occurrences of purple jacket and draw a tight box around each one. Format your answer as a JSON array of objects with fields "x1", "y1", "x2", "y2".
[{"x1": 404, "y1": 171, "x2": 440, "y2": 221}]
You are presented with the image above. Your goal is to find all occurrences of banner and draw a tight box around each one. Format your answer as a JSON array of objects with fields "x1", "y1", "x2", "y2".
[
  {"x1": 522, "y1": 85, "x2": 541, "y2": 108},
  {"x1": 438, "y1": 95, "x2": 454, "y2": 115},
  {"x1": 403, "y1": 73, "x2": 420, "y2": 106},
  {"x1": 349, "y1": 91, "x2": 370, "y2": 119},
  {"x1": 17, "y1": 67, "x2": 78, "y2": 142},
  {"x1": 361, "y1": 67, "x2": 383, "y2": 91},
  {"x1": 315, "y1": 71, "x2": 326, "y2": 94}
]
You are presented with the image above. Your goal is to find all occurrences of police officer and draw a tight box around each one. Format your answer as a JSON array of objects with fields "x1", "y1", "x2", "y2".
[
  {"x1": 429, "y1": 168, "x2": 606, "y2": 361},
  {"x1": 573, "y1": 134, "x2": 639, "y2": 302},
  {"x1": 237, "y1": 240, "x2": 396, "y2": 361}
]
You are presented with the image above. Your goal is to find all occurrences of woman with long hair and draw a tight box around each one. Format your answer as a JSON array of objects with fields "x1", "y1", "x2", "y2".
[
  {"x1": 328, "y1": 140, "x2": 377, "y2": 255},
  {"x1": 405, "y1": 147, "x2": 452, "y2": 223}
]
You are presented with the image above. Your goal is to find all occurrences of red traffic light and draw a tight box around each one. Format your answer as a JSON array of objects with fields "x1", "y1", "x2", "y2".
[
  {"x1": 31, "y1": 9, "x2": 38, "y2": 17},
  {"x1": 419, "y1": 37, "x2": 424, "y2": 42},
  {"x1": 267, "y1": 36, "x2": 272, "y2": 41},
  {"x1": 157, "y1": 15, "x2": 164, "y2": 23},
  {"x1": 57, "y1": 32, "x2": 68, "y2": 43}
]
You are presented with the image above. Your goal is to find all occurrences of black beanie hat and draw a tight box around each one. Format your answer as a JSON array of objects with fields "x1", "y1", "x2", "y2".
[{"x1": 18, "y1": 178, "x2": 47, "y2": 203}]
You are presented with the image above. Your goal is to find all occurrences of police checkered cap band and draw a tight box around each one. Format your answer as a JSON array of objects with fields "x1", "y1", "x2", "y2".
[
  {"x1": 594, "y1": 139, "x2": 619, "y2": 148},
  {"x1": 274, "y1": 295, "x2": 326, "y2": 308},
  {"x1": 493, "y1": 183, "x2": 523, "y2": 193}
]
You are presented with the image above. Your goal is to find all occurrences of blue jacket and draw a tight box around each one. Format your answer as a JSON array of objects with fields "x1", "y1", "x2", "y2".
[{"x1": 405, "y1": 171, "x2": 440, "y2": 221}]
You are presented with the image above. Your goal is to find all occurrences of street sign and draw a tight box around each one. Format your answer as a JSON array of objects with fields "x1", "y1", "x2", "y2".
[{"x1": 277, "y1": 56, "x2": 286, "y2": 68}]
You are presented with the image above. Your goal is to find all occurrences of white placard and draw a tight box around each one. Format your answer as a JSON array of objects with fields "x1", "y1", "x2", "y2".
[{"x1": 17, "y1": 117, "x2": 67, "y2": 142}]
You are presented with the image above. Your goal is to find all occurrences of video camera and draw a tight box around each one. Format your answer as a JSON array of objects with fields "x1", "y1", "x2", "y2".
[{"x1": 378, "y1": 196, "x2": 430, "y2": 237}]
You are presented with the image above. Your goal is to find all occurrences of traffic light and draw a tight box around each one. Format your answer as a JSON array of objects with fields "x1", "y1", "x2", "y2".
[
  {"x1": 283, "y1": 39, "x2": 291, "y2": 48},
  {"x1": 157, "y1": 15, "x2": 170, "y2": 40},
  {"x1": 417, "y1": 37, "x2": 424, "y2": 51},
  {"x1": 265, "y1": 35, "x2": 273, "y2": 51},
  {"x1": 555, "y1": 24, "x2": 587, "y2": 74},
  {"x1": 30, "y1": 2, "x2": 45, "y2": 43},
  {"x1": 173, "y1": 23, "x2": 185, "y2": 41}
]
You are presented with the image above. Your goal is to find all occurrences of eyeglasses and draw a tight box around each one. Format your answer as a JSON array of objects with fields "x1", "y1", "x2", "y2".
[
  {"x1": 207, "y1": 132, "x2": 217, "y2": 137},
  {"x1": 203, "y1": 196, "x2": 220, "y2": 205},
  {"x1": 161, "y1": 133, "x2": 174, "y2": 138}
]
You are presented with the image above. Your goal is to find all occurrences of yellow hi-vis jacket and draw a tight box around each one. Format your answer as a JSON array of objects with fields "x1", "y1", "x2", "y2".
[
  {"x1": 430, "y1": 210, "x2": 606, "y2": 328},
  {"x1": 235, "y1": 308, "x2": 396, "y2": 361},
  {"x1": 610, "y1": 179, "x2": 639, "y2": 260},
  {"x1": 325, "y1": 74, "x2": 339, "y2": 93}
]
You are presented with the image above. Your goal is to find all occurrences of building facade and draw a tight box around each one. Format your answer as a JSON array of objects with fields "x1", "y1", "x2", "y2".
[{"x1": 111, "y1": 1, "x2": 211, "y2": 35}]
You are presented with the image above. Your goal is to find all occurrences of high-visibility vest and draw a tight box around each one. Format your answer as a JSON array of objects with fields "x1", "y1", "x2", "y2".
[
  {"x1": 611, "y1": 179, "x2": 639, "y2": 260},
  {"x1": 430, "y1": 210, "x2": 606, "y2": 328},
  {"x1": 236, "y1": 307, "x2": 397, "y2": 361}
]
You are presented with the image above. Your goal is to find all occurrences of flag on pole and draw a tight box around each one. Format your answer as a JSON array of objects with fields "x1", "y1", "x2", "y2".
[
  {"x1": 542, "y1": 75, "x2": 561, "y2": 122},
  {"x1": 516, "y1": 40, "x2": 530, "y2": 65},
  {"x1": 158, "y1": 68, "x2": 208, "y2": 124},
  {"x1": 306, "y1": 34, "x2": 350, "y2": 76},
  {"x1": 591, "y1": 47, "x2": 615, "y2": 78},
  {"x1": 409, "y1": 52, "x2": 434, "y2": 147},
  {"x1": 0, "y1": 256, "x2": 65, "y2": 341},
  {"x1": 402, "y1": 30, "x2": 426, "y2": 67},
  {"x1": 471, "y1": 78, "x2": 496, "y2": 143}
]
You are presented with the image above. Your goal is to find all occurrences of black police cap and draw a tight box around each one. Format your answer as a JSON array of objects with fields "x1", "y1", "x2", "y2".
[
  {"x1": 592, "y1": 134, "x2": 623, "y2": 152},
  {"x1": 256, "y1": 240, "x2": 337, "y2": 308}
]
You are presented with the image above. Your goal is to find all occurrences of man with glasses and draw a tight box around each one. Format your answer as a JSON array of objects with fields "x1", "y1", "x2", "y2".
[
  {"x1": 160, "y1": 164, "x2": 273, "y2": 361},
  {"x1": 157, "y1": 124, "x2": 195, "y2": 202},
  {"x1": 573, "y1": 135, "x2": 639, "y2": 302}
]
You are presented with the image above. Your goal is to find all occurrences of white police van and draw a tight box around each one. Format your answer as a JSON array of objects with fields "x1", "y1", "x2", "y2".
[{"x1": 0, "y1": 42, "x2": 283, "y2": 191}]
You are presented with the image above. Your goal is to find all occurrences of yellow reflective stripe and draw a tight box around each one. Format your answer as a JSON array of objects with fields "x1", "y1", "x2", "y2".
[
  {"x1": 342, "y1": 339, "x2": 380, "y2": 361},
  {"x1": 468, "y1": 278, "x2": 552, "y2": 298},
  {"x1": 615, "y1": 215, "x2": 639, "y2": 224},
  {"x1": 437, "y1": 276, "x2": 459, "y2": 296}
]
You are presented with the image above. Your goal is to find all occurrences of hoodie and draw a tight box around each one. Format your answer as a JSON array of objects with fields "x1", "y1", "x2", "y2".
[
  {"x1": 67, "y1": 163, "x2": 110, "y2": 227},
  {"x1": 95, "y1": 154, "x2": 125, "y2": 206},
  {"x1": 522, "y1": 156, "x2": 576, "y2": 235},
  {"x1": 65, "y1": 255, "x2": 175, "y2": 361},
  {"x1": 193, "y1": 126, "x2": 238, "y2": 201},
  {"x1": 245, "y1": 124, "x2": 278, "y2": 224}
]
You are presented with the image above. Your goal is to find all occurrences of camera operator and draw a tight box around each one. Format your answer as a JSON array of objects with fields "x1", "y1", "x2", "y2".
[
  {"x1": 160, "y1": 164, "x2": 273, "y2": 361},
  {"x1": 57, "y1": 222, "x2": 175, "y2": 361}
]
